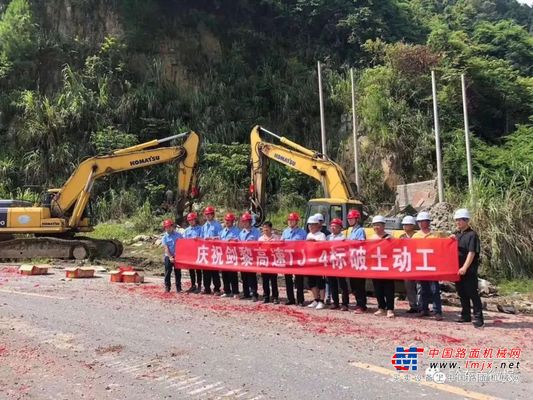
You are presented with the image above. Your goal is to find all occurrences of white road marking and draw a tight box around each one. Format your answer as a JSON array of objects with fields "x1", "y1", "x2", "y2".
[
  {"x1": 172, "y1": 376, "x2": 203, "y2": 388},
  {"x1": 177, "y1": 379, "x2": 208, "y2": 391}
]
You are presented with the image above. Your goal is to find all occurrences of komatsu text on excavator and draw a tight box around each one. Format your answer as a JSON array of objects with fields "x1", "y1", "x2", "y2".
[
  {"x1": 249, "y1": 125, "x2": 364, "y2": 228},
  {"x1": 0, "y1": 131, "x2": 200, "y2": 259}
]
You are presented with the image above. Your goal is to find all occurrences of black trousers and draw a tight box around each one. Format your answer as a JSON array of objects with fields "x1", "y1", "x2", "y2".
[
  {"x1": 285, "y1": 274, "x2": 304, "y2": 303},
  {"x1": 164, "y1": 257, "x2": 181, "y2": 291},
  {"x1": 203, "y1": 270, "x2": 221, "y2": 293},
  {"x1": 241, "y1": 272, "x2": 258, "y2": 297},
  {"x1": 373, "y1": 279, "x2": 395, "y2": 310},
  {"x1": 222, "y1": 271, "x2": 240, "y2": 295},
  {"x1": 329, "y1": 277, "x2": 349, "y2": 306},
  {"x1": 189, "y1": 269, "x2": 202, "y2": 288},
  {"x1": 350, "y1": 278, "x2": 367, "y2": 308},
  {"x1": 262, "y1": 274, "x2": 279, "y2": 299},
  {"x1": 456, "y1": 273, "x2": 484, "y2": 322}
]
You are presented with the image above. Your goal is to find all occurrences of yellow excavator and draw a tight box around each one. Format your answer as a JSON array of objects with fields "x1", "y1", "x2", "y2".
[
  {"x1": 0, "y1": 131, "x2": 200, "y2": 259},
  {"x1": 249, "y1": 125, "x2": 365, "y2": 228}
]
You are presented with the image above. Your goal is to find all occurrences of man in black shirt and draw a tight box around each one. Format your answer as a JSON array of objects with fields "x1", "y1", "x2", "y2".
[{"x1": 453, "y1": 208, "x2": 484, "y2": 328}]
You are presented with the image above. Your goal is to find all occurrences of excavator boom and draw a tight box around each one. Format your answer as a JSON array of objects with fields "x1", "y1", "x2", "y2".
[{"x1": 250, "y1": 125, "x2": 359, "y2": 226}]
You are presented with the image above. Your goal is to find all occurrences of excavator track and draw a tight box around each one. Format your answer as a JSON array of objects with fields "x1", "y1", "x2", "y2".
[{"x1": 0, "y1": 237, "x2": 123, "y2": 260}]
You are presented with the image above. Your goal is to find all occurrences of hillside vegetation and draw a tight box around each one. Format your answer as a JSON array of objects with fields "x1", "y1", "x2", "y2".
[{"x1": 0, "y1": 0, "x2": 531, "y2": 278}]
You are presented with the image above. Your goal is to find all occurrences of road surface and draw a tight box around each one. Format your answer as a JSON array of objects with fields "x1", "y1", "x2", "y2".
[{"x1": 0, "y1": 266, "x2": 531, "y2": 399}]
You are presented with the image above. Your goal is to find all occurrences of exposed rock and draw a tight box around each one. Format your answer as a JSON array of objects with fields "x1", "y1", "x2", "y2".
[
  {"x1": 133, "y1": 235, "x2": 151, "y2": 243},
  {"x1": 423, "y1": 202, "x2": 455, "y2": 233},
  {"x1": 440, "y1": 281, "x2": 456, "y2": 293},
  {"x1": 478, "y1": 278, "x2": 498, "y2": 297},
  {"x1": 497, "y1": 304, "x2": 517, "y2": 314}
]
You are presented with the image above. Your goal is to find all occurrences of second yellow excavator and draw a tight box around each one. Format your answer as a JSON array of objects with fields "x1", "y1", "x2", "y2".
[
  {"x1": 0, "y1": 131, "x2": 200, "y2": 259},
  {"x1": 249, "y1": 125, "x2": 364, "y2": 227}
]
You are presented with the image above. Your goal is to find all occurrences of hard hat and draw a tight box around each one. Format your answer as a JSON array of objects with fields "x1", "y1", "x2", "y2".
[
  {"x1": 416, "y1": 211, "x2": 432, "y2": 222},
  {"x1": 203, "y1": 206, "x2": 215, "y2": 215},
  {"x1": 330, "y1": 218, "x2": 343, "y2": 227},
  {"x1": 307, "y1": 215, "x2": 320, "y2": 224},
  {"x1": 313, "y1": 213, "x2": 325, "y2": 222},
  {"x1": 401, "y1": 216, "x2": 416, "y2": 225},
  {"x1": 371, "y1": 215, "x2": 386, "y2": 224},
  {"x1": 162, "y1": 219, "x2": 174, "y2": 228},
  {"x1": 288, "y1": 212, "x2": 300, "y2": 221},
  {"x1": 454, "y1": 208, "x2": 471, "y2": 220},
  {"x1": 240, "y1": 212, "x2": 253, "y2": 222},
  {"x1": 204, "y1": 206, "x2": 215, "y2": 215},
  {"x1": 186, "y1": 212, "x2": 197, "y2": 221},
  {"x1": 347, "y1": 209, "x2": 361, "y2": 219},
  {"x1": 224, "y1": 213, "x2": 236, "y2": 221}
]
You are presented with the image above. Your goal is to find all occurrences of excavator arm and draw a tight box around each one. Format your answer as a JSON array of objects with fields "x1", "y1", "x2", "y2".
[
  {"x1": 250, "y1": 125, "x2": 355, "y2": 225},
  {"x1": 51, "y1": 131, "x2": 200, "y2": 229}
]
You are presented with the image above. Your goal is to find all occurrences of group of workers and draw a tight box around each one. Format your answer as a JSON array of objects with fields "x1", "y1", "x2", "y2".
[{"x1": 162, "y1": 206, "x2": 484, "y2": 328}]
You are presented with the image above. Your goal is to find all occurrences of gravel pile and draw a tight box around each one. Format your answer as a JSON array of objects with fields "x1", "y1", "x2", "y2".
[{"x1": 423, "y1": 202, "x2": 456, "y2": 233}]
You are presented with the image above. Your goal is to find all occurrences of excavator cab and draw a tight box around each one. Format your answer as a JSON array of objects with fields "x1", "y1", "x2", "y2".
[{"x1": 304, "y1": 199, "x2": 366, "y2": 230}]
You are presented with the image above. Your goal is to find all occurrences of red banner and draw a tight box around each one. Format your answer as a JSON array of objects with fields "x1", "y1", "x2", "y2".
[{"x1": 174, "y1": 238, "x2": 459, "y2": 281}]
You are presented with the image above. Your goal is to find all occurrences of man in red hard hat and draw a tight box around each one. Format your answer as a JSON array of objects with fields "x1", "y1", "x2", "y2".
[
  {"x1": 327, "y1": 218, "x2": 350, "y2": 310},
  {"x1": 281, "y1": 212, "x2": 306, "y2": 306},
  {"x1": 161, "y1": 219, "x2": 183, "y2": 292},
  {"x1": 220, "y1": 213, "x2": 241, "y2": 298},
  {"x1": 183, "y1": 212, "x2": 202, "y2": 293},
  {"x1": 200, "y1": 206, "x2": 222, "y2": 295},
  {"x1": 346, "y1": 209, "x2": 368, "y2": 313}
]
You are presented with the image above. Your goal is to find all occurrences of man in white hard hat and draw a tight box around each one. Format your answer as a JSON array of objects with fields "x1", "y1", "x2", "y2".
[
  {"x1": 413, "y1": 212, "x2": 443, "y2": 321},
  {"x1": 453, "y1": 208, "x2": 484, "y2": 328},
  {"x1": 370, "y1": 215, "x2": 395, "y2": 318},
  {"x1": 313, "y1": 213, "x2": 332, "y2": 304},
  {"x1": 400, "y1": 215, "x2": 418, "y2": 314},
  {"x1": 306, "y1": 215, "x2": 327, "y2": 309}
]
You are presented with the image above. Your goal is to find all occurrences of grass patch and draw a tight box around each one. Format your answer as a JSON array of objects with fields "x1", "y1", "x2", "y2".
[
  {"x1": 86, "y1": 222, "x2": 138, "y2": 242},
  {"x1": 497, "y1": 280, "x2": 533, "y2": 295}
]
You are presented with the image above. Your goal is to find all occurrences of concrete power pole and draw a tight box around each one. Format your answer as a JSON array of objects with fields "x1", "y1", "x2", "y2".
[
  {"x1": 431, "y1": 70, "x2": 445, "y2": 203},
  {"x1": 317, "y1": 61, "x2": 327, "y2": 156},
  {"x1": 461, "y1": 73, "x2": 474, "y2": 197},
  {"x1": 350, "y1": 68, "x2": 361, "y2": 192}
]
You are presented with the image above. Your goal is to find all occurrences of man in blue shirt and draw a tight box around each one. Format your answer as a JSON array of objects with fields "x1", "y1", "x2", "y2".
[
  {"x1": 220, "y1": 213, "x2": 241, "y2": 298},
  {"x1": 346, "y1": 209, "x2": 368, "y2": 313},
  {"x1": 281, "y1": 212, "x2": 307, "y2": 306},
  {"x1": 183, "y1": 212, "x2": 203, "y2": 293},
  {"x1": 201, "y1": 206, "x2": 223, "y2": 295},
  {"x1": 162, "y1": 219, "x2": 183, "y2": 292},
  {"x1": 238, "y1": 212, "x2": 260, "y2": 301}
]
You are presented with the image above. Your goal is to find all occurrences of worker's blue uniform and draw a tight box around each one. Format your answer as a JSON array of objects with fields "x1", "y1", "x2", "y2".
[
  {"x1": 348, "y1": 225, "x2": 368, "y2": 310},
  {"x1": 162, "y1": 230, "x2": 183, "y2": 292},
  {"x1": 239, "y1": 227, "x2": 260, "y2": 299},
  {"x1": 281, "y1": 227, "x2": 307, "y2": 305},
  {"x1": 183, "y1": 225, "x2": 203, "y2": 291},
  {"x1": 201, "y1": 219, "x2": 223, "y2": 294},
  {"x1": 220, "y1": 226, "x2": 241, "y2": 296}
]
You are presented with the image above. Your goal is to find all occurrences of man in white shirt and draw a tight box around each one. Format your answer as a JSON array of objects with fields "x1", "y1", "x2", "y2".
[{"x1": 306, "y1": 215, "x2": 326, "y2": 309}]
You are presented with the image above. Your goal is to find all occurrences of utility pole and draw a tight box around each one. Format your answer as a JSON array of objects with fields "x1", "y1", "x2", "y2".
[
  {"x1": 350, "y1": 68, "x2": 361, "y2": 191},
  {"x1": 431, "y1": 70, "x2": 445, "y2": 203},
  {"x1": 317, "y1": 61, "x2": 327, "y2": 156},
  {"x1": 461, "y1": 73, "x2": 474, "y2": 197}
]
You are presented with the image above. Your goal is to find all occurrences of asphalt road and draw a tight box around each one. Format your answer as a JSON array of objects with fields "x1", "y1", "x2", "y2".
[{"x1": 0, "y1": 266, "x2": 531, "y2": 400}]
